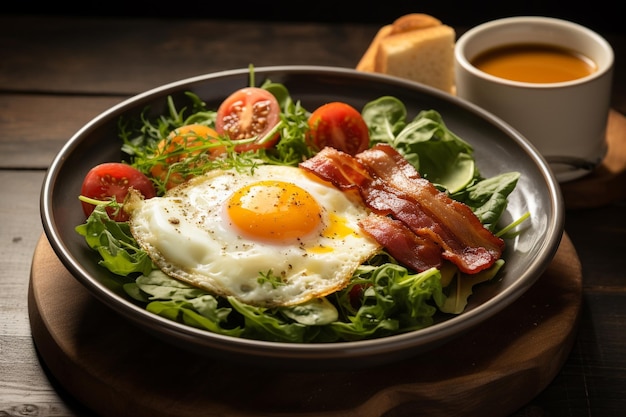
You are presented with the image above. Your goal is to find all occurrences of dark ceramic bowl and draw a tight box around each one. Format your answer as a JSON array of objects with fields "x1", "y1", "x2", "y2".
[{"x1": 40, "y1": 66, "x2": 563, "y2": 370}]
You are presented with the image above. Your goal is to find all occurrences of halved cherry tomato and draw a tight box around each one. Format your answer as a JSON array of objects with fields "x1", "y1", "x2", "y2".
[
  {"x1": 150, "y1": 124, "x2": 222, "y2": 190},
  {"x1": 215, "y1": 87, "x2": 281, "y2": 151},
  {"x1": 306, "y1": 102, "x2": 370, "y2": 156},
  {"x1": 80, "y1": 162, "x2": 156, "y2": 221}
]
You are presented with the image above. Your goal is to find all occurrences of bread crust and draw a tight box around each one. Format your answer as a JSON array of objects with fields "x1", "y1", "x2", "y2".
[
  {"x1": 389, "y1": 13, "x2": 441, "y2": 34},
  {"x1": 356, "y1": 25, "x2": 393, "y2": 72}
]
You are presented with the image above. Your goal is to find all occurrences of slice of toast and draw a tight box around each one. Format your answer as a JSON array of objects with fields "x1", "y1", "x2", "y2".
[{"x1": 357, "y1": 13, "x2": 456, "y2": 93}]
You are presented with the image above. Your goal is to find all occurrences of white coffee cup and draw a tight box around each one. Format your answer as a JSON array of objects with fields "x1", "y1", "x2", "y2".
[{"x1": 455, "y1": 16, "x2": 614, "y2": 182}]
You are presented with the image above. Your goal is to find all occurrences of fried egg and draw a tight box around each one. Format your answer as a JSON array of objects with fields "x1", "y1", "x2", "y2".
[{"x1": 124, "y1": 165, "x2": 381, "y2": 307}]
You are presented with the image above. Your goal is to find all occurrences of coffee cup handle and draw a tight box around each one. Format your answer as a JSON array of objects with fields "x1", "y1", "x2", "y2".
[{"x1": 544, "y1": 155, "x2": 598, "y2": 173}]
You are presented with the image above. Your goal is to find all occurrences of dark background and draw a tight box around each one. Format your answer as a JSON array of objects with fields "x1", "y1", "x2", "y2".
[{"x1": 2, "y1": 1, "x2": 621, "y2": 35}]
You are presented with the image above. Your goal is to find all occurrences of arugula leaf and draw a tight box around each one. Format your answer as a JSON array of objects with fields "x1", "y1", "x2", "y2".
[
  {"x1": 330, "y1": 263, "x2": 446, "y2": 340},
  {"x1": 260, "y1": 82, "x2": 314, "y2": 166},
  {"x1": 228, "y1": 297, "x2": 310, "y2": 343}
]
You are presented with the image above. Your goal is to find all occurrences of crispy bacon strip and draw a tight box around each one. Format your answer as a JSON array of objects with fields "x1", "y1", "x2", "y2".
[
  {"x1": 300, "y1": 145, "x2": 504, "y2": 274},
  {"x1": 359, "y1": 213, "x2": 442, "y2": 272},
  {"x1": 357, "y1": 144, "x2": 504, "y2": 273},
  {"x1": 299, "y1": 146, "x2": 372, "y2": 191}
]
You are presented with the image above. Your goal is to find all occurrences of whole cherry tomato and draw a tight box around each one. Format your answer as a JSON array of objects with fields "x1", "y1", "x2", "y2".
[{"x1": 306, "y1": 102, "x2": 370, "y2": 155}]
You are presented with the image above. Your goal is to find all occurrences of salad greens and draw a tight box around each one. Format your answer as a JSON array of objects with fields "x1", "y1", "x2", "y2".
[
  {"x1": 119, "y1": 81, "x2": 313, "y2": 195},
  {"x1": 361, "y1": 96, "x2": 522, "y2": 232},
  {"x1": 76, "y1": 79, "x2": 527, "y2": 343}
]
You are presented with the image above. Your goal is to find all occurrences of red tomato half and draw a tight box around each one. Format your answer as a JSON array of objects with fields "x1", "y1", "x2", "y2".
[
  {"x1": 215, "y1": 87, "x2": 281, "y2": 151},
  {"x1": 80, "y1": 162, "x2": 157, "y2": 221},
  {"x1": 306, "y1": 102, "x2": 370, "y2": 156}
]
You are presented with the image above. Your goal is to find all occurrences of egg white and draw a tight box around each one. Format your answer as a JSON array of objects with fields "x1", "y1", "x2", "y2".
[{"x1": 125, "y1": 165, "x2": 381, "y2": 307}]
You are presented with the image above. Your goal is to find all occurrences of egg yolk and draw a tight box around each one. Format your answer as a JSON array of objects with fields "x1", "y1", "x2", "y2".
[
  {"x1": 226, "y1": 180, "x2": 322, "y2": 242},
  {"x1": 307, "y1": 212, "x2": 357, "y2": 254}
]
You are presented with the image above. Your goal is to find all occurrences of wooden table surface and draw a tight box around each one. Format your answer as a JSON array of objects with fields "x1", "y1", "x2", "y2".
[{"x1": 1, "y1": 13, "x2": 625, "y2": 417}]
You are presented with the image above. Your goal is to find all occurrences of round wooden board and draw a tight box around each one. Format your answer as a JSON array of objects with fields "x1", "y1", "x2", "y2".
[{"x1": 29, "y1": 233, "x2": 582, "y2": 417}]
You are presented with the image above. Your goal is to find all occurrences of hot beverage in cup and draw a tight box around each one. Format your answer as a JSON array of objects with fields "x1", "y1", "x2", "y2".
[
  {"x1": 472, "y1": 43, "x2": 596, "y2": 83},
  {"x1": 455, "y1": 17, "x2": 614, "y2": 182}
]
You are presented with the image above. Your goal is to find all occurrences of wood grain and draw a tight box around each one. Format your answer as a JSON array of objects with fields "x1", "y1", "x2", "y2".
[
  {"x1": 0, "y1": 17, "x2": 376, "y2": 95},
  {"x1": 29, "y1": 234, "x2": 581, "y2": 417},
  {"x1": 1, "y1": 14, "x2": 626, "y2": 417},
  {"x1": 0, "y1": 94, "x2": 125, "y2": 169},
  {"x1": 0, "y1": 171, "x2": 79, "y2": 416}
]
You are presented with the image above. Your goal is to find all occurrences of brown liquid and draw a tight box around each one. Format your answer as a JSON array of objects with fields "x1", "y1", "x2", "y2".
[{"x1": 472, "y1": 43, "x2": 596, "y2": 83}]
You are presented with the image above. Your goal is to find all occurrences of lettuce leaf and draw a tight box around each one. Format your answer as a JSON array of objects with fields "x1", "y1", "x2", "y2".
[{"x1": 75, "y1": 204, "x2": 154, "y2": 277}]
